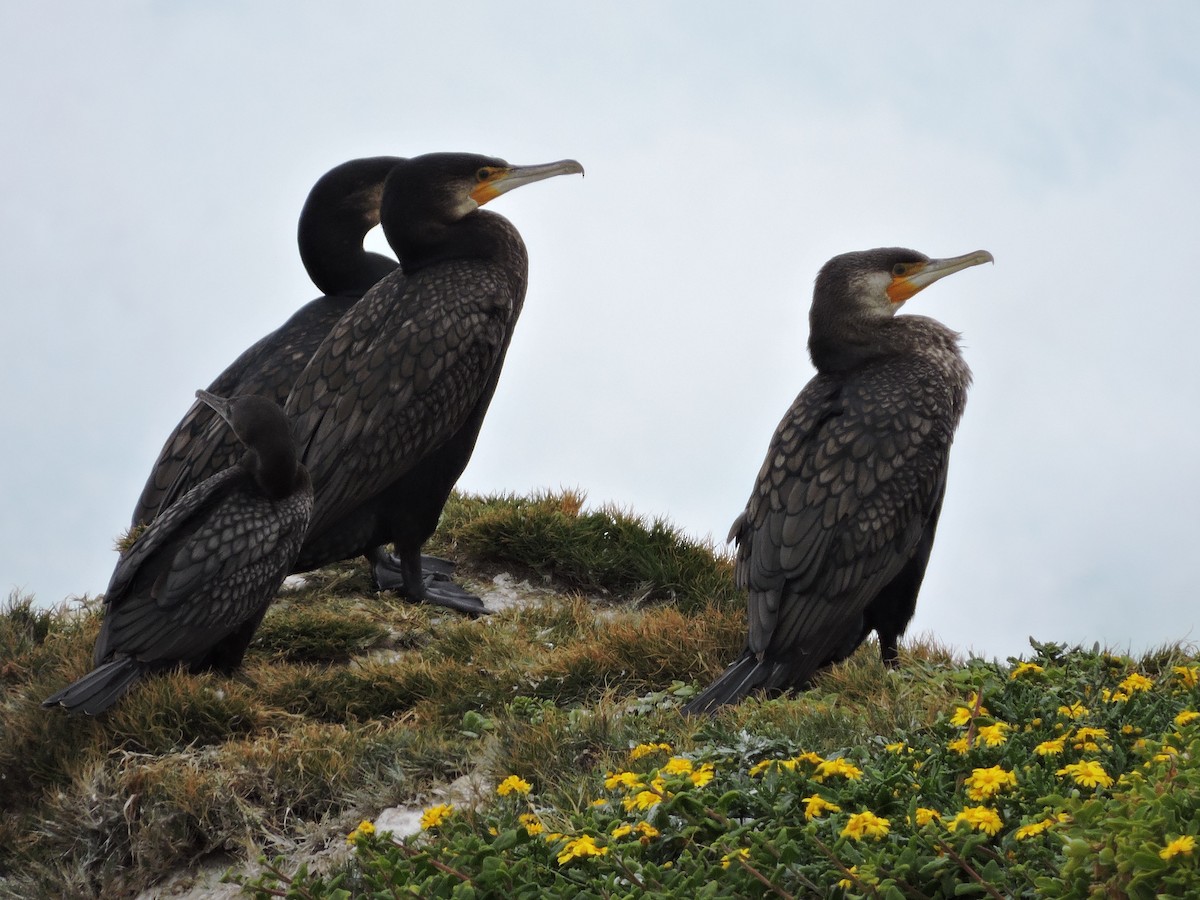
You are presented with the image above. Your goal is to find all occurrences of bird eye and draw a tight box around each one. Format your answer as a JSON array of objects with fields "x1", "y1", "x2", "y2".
[
  {"x1": 892, "y1": 263, "x2": 909, "y2": 277},
  {"x1": 476, "y1": 167, "x2": 492, "y2": 182}
]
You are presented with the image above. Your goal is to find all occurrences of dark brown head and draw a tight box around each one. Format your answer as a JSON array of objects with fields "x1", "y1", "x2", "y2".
[
  {"x1": 297, "y1": 156, "x2": 405, "y2": 296},
  {"x1": 195, "y1": 390, "x2": 306, "y2": 499},
  {"x1": 808, "y1": 247, "x2": 993, "y2": 372},
  {"x1": 378, "y1": 153, "x2": 583, "y2": 265}
]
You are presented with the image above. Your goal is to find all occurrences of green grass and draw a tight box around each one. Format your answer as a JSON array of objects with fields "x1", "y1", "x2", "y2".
[{"x1": 2, "y1": 490, "x2": 1197, "y2": 899}]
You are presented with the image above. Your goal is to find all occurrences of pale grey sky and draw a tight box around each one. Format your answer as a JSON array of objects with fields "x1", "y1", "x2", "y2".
[{"x1": 2, "y1": 3, "x2": 1198, "y2": 661}]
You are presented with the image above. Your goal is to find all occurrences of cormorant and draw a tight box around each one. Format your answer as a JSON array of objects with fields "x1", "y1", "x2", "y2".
[
  {"x1": 285, "y1": 152, "x2": 584, "y2": 614},
  {"x1": 131, "y1": 156, "x2": 401, "y2": 526},
  {"x1": 44, "y1": 391, "x2": 312, "y2": 715},
  {"x1": 684, "y1": 247, "x2": 992, "y2": 716}
]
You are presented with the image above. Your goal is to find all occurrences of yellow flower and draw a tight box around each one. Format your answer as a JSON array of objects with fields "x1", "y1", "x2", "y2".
[
  {"x1": 519, "y1": 813, "x2": 544, "y2": 836},
  {"x1": 629, "y1": 742, "x2": 672, "y2": 760},
  {"x1": 1058, "y1": 701, "x2": 1089, "y2": 719},
  {"x1": 1057, "y1": 760, "x2": 1114, "y2": 789},
  {"x1": 1174, "y1": 710, "x2": 1200, "y2": 728},
  {"x1": 814, "y1": 758, "x2": 863, "y2": 782},
  {"x1": 884, "y1": 741, "x2": 906, "y2": 753},
  {"x1": 976, "y1": 723, "x2": 1010, "y2": 747},
  {"x1": 721, "y1": 847, "x2": 750, "y2": 869},
  {"x1": 1035, "y1": 735, "x2": 1067, "y2": 756},
  {"x1": 591, "y1": 798, "x2": 608, "y2": 807},
  {"x1": 604, "y1": 771, "x2": 643, "y2": 791},
  {"x1": 1172, "y1": 666, "x2": 1199, "y2": 689},
  {"x1": 802, "y1": 794, "x2": 841, "y2": 820},
  {"x1": 1011, "y1": 662, "x2": 1044, "y2": 679},
  {"x1": 947, "y1": 736, "x2": 970, "y2": 755},
  {"x1": 950, "y1": 693, "x2": 990, "y2": 725},
  {"x1": 496, "y1": 775, "x2": 532, "y2": 797},
  {"x1": 965, "y1": 766, "x2": 1017, "y2": 801},
  {"x1": 949, "y1": 806, "x2": 1003, "y2": 836},
  {"x1": 1119, "y1": 672, "x2": 1154, "y2": 694},
  {"x1": 841, "y1": 811, "x2": 891, "y2": 841},
  {"x1": 1072, "y1": 726, "x2": 1110, "y2": 752},
  {"x1": 690, "y1": 763, "x2": 715, "y2": 787},
  {"x1": 1102, "y1": 688, "x2": 1130, "y2": 703},
  {"x1": 635, "y1": 821, "x2": 660, "y2": 840},
  {"x1": 622, "y1": 789, "x2": 663, "y2": 812},
  {"x1": 915, "y1": 807, "x2": 941, "y2": 827},
  {"x1": 661, "y1": 757, "x2": 694, "y2": 776},
  {"x1": 749, "y1": 759, "x2": 780, "y2": 777},
  {"x1": 1160, "y1": 835, "x2": 1196, "y2": 860},
  {"x1": 556, "y1": 834, "x2": 608, "y2": 865},
  {"x1": 346, "y1": 820, "x2": 375, "y2": 844},
  {"x1": 793, "y1": 751, "x2": 826, "y2": 766},
  {"x1": 1015, "y1": 817, "x2": 1058, "y2": 840},
  {"x1": 836, "y1": 865, "x2": 859, "y2": 890},
  {"x1": 611, "y1": 824, "x2": 633, "y2": 839},
  {"x1": 420, "y1": 804, "x2": 453, "y2": 830}
]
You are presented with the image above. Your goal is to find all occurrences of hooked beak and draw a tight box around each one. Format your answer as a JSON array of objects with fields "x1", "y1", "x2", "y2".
[
  {"x1": 470, "y1": 159, "x2": 585, "y2": 206},
  {"x1": 886, "y1": 250, "x2": 994, "y2": 304},
  {"x1": 195, "y1": 389, "x2": 235, "y2": 429}
]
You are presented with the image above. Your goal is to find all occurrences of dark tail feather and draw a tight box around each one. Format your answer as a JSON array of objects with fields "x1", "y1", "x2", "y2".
[
  {"x1": 683, "y1": 653, "x2": 770, "y2": 717},
  {"x1": 42, "y1": 658, "x2": 144, "y2": 715}
]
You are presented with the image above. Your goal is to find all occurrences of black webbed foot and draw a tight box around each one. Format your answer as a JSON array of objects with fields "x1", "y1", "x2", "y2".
[{"x1": 370, "y1": 547, "x2": 490, "y2": 617}]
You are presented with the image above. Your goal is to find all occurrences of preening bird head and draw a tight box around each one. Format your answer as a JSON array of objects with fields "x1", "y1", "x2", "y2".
[{"x1": 195, "y1": 390, "x2": 304, "y2": 498}]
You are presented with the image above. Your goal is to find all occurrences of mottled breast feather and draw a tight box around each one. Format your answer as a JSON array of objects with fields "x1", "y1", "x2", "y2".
[
  {"x1": 735, "y1": 321, "x2": 969, "y2": 683},
  {"x1": 286, "y1": 250, "x2": 523, "y2": 538}
]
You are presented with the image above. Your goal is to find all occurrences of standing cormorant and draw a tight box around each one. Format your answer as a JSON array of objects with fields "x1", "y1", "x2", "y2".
[
  {"x1": 684, "y1": 247, "x2": 992, "y2": 716},
  {"x1": 131, "y1": 156, "x2": 401, "y2": 526},
  {"x1": 44, "y1": 391, "x2": 312, "y2": 714},
  {"x1": 285, "y1": 153, "x2": 584, "y2": 614}
]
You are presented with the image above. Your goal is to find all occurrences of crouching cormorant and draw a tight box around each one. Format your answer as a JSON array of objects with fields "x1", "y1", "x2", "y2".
[
  {"x1": 44, "y1": 391, "x2": 312, "y2": 714},
  {"x1": 684, "y1": 247, "x2": 992, "y2": 716},
  {"x1": 131, "y1": 156, "x2": 401, "y2": 526},
  {"x1": 286, "y1": 153, "x2": 584, "y2": 614}
]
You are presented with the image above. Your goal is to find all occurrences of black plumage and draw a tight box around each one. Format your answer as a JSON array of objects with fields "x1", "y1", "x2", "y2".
[
  {"x1": 44, "y1": 392, "x2": 312, "y2": 714},
  {"x1": 285, "y1": 152, "x2": 583, "y2": 614},
  {"x1": 684, "y1": 247, "x2": 992, "y2": 715},
  {"x1": 131, "y1": 156, "x2": 401, "y2": 527}
]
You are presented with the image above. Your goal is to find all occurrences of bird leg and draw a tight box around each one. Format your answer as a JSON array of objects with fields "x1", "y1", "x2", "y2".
[{"x1": 369, "y1": 546, "x2": 490, "y2": 617}]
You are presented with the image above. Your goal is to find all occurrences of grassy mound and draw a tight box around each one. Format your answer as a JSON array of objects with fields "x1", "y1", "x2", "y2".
[{"x1": 3, "y1": 490, "x2": 1198, "y2": 898}]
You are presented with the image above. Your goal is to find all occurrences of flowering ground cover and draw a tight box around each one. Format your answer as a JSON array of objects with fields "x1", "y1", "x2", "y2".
[
  {"x1": 2, "y1": 491, "x2": 1197, "y2": 898},
  {"x1": 242, "y1": 640, "x2": 1200, "y2": 898}
]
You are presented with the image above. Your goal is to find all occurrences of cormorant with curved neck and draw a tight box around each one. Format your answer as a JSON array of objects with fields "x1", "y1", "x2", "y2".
[
  {"x1": 684, "y1": 247, "x2": 992, "y2": 715},
  {"x1": 44, "y1": 391, "x2": 312, "y2": 714},
  {"x1": 286, "y1": 153, "x2": 584, "y2": 614},
  {"x1": 131, "y1": 156, "x2": 401, "y2": 527}
]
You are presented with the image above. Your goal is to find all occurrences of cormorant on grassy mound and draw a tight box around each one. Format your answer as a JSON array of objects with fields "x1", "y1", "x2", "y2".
[
  {"x1": 684, "y1": 247, "x2": 993, "y2": 715},
  {"x1": 44, "y1": 391, "x2": 312, "y2": 714},
  {"x1": 131, "y1": 156, "x2": 401, "y2": 527},
  {"x1": 286, "y1": 153, "x2": 584, "y2": 615}
]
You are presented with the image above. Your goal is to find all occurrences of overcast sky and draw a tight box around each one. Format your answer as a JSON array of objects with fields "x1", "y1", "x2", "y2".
[{"x1": 2, "y1": 3, "x2": 1198, "y2": 663}]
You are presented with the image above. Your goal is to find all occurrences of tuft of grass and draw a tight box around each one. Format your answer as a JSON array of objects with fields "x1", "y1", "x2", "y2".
[
  {"x1": 430, "y1": 489, "x2": 740, "y2": 614},
  {"x1": 1, "y1": 491, "x2": 751, "y2": 897}
]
